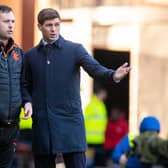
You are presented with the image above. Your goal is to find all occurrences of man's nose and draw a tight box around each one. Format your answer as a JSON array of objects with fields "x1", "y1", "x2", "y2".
[
  {"x1": 8, "y1": 21, "x2": 14, "y2": 28},
  {"x1": 51, "y1": 25, "x2": 57, "y2": 31}
]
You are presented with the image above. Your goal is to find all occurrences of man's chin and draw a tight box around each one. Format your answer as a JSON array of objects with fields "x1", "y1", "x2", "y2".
[
  {"x1": 0, "y1": 37, "x2": 11, "y2": 41},
  {"x1": 5, "y1": 35, "x2": 13, "y2": 39},
  {"x1": 50, "y1": 36, "x2": 58, "y2": 40}
]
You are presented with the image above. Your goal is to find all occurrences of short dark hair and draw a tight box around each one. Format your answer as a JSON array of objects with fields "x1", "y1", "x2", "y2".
[
  {"x1": 0, "y1": 5, "x2": 13, "y2": 13},
  {"x1": 93, "y1": 82, "x2": 106, "y2": 94},
  {"x1": 38, "y1": 8, "x2": 61, "y2": 25}
]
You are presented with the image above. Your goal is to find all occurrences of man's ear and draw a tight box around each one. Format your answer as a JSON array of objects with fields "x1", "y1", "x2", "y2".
[{"x1": 38, "y1": 23, "x2": 42, "y2": 31}]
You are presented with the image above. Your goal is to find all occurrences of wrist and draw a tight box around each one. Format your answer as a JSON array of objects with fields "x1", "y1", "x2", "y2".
[
  {"x1": 113, "y1": 73, "x2": 120, "y2": 83},
  {"x1": 24, "y1": 102, "x2": 32, "y2": 107}
]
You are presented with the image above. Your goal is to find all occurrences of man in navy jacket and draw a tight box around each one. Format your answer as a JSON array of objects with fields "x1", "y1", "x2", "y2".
[{"x1": 22, "y1": 8, "x2": 131, "y2": 168}]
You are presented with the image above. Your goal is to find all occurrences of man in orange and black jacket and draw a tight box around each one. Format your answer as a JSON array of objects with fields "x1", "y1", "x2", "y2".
[{"x1": 0, "y1": 5, "x2": 32, "y2": 168}]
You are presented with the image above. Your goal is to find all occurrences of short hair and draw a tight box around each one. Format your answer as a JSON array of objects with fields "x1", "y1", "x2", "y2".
[
  {"x1": 93, "y1": 82, "x2": 106, "y2": 94},
  {"x1": 38, "y1": 8, "x2": 61, "y2": 25},
  {"x1": 0, "y1": 5, "x2": 13, "y2": 13}
]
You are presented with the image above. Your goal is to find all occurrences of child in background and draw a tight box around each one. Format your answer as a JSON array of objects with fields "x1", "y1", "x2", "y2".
[{"x1": 112, "y1": 116, "x2": 168, "y2": 168}]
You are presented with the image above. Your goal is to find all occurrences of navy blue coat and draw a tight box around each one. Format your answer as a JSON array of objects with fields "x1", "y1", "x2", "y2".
[{"x1": 22, "y1": 36, "x2": 115, "y2": 154}]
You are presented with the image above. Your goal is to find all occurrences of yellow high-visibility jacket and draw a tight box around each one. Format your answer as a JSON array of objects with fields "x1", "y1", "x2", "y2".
[{"x1": 84, "y1": 95, "x2": 107, "y2": 144}]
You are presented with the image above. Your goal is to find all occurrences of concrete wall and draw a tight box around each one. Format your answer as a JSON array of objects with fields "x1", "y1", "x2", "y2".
[{"x1": 139, "y1": 23, "x2": 168, "y2": 137}]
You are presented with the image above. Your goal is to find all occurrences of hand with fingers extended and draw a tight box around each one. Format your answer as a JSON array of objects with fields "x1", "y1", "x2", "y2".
[
  {"x1": 23, "y1": 102, "x2": 33, "y2": 120},
  {"x1": 113, "y1": 62, "x2": 131, "y2": 82}
]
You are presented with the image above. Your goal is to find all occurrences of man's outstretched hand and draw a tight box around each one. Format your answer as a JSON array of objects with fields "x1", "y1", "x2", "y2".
[{"x1": 113, "y1": 62, "x2": 131, "y2": 82}]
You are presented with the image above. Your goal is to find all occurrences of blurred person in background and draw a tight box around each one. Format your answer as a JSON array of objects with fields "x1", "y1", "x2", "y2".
[
  {"x1": 112, "y1": 116, "x2": 168, "y2": 168},
  {"x1": 22, "y1": 8, "x2": 131, "y2": 168},
  {"x1": 84, "y1": 83, "x2": 107, "y2": 168},
  {"x1": 0, "y1": 5, "x2": 31, "y2": 168},
  {"x1": 104, "y1": 107, "x2": 128, "y2": 167}
]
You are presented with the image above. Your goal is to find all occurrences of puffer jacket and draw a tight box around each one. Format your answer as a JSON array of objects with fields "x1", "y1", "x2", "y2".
[
  {"x1": 0, "y1": 38, "x2": 23, "y2": 122},
  {"x1": 133, "y1": 131, "x2": 168, "y2": 165}
]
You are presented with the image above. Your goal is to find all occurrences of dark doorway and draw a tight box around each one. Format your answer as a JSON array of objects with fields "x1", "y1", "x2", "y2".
[{"x1": 93, "y1": 48, "x2": 130, "y2": 119}]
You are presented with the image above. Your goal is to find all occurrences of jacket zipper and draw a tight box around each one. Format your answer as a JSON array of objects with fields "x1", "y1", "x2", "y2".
[{"x1": 7, "y1": 58, "x2": 12, "y2": 121}]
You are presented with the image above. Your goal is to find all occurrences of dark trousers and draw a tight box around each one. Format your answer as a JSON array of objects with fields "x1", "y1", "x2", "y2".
[
  {"x1": 0, "y1": 125, "x2": 18, "y2": 168},
  {"x1": 88, "y1": 144, "x2": 106, "y2": 167},
  {"x1": 34, "y1": 152, "x2": 86, "y2": 168}
]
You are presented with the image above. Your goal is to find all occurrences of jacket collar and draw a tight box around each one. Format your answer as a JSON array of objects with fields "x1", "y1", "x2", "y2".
[
  {"x1": 0, "y1": 38, "x2": 17, "y2": 57},
  {"x1": 37, "y1": 35, "x2": 64, "y2": 49}
]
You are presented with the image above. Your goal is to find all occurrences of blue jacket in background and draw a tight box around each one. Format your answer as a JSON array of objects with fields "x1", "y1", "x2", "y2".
[
  {"x1": 112, "y1": 135, "x2": 151, "y2": 168},
  {"x1": 112, "y1": 116, "x2": 160, "y2": 168}
]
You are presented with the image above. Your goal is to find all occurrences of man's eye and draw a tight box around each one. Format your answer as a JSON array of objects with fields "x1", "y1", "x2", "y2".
[{"x1": 3, "y1": 20, "x2": 15, "y2": 23}]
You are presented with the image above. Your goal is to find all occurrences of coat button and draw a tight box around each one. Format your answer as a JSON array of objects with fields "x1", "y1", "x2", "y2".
[{"x1": 47, "y1": 60, "x2": 50, "y2": 64}]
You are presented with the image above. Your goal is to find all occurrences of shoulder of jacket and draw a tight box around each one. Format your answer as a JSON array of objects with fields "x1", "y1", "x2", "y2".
[
  {"x1": 13, "y1": 42, "x2": 20, "y2": 48},
  {"x1": 13, "y1": 43, "x2": 22, "y2": 50},
  {"x1": 25, "y1": 46, "x2": 38, "y2": 55},
  {"x1": 63, "y1": 38, "x2": 82, "y2": 47}
]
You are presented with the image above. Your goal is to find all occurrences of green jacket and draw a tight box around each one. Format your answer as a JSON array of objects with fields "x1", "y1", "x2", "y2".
[{"x1": 133, "y1": 131, "x2": 168, "y2": 165}]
